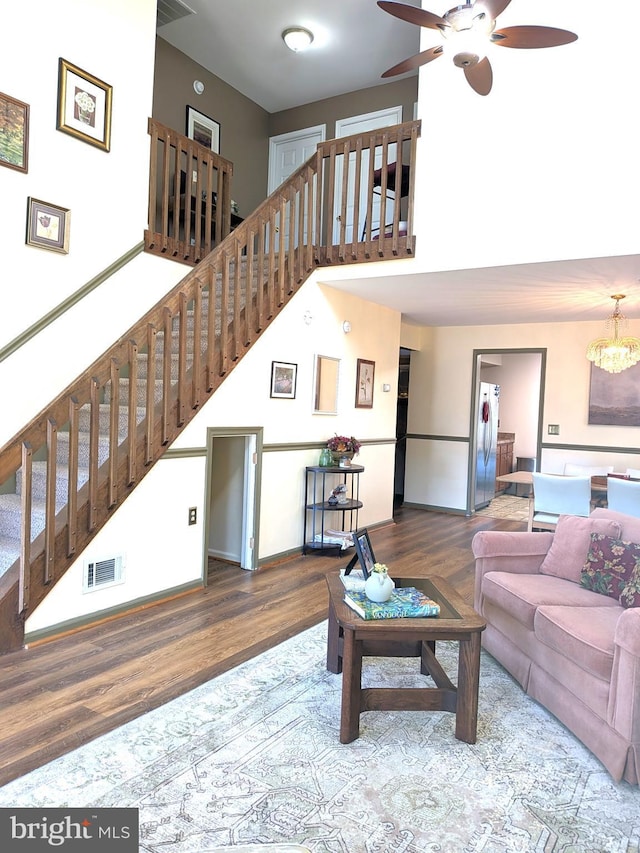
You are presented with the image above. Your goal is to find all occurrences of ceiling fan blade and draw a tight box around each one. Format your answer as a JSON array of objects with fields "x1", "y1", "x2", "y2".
[
  {"x1": 377, "y1": 1, "x2": 448, "y2": 31},
  {"x1": 464, "y1": 57, "x2": 493, "y2": 96},
  {"x1": 381, "y1": 45, "x2": 444, "y2": 78},
  {"x1": 492, "y1": 25, "x2": 578, "y2": 49},
  {"x1": 477, "y1": 0, "x2": 513, "y2": 20}
]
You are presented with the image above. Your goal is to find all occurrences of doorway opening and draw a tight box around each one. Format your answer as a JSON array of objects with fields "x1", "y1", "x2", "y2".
[
  {"x1": 394, "y1": 347, "x2": 412, "y2": 510},
  {"x1": 205, "y1": 427, "x2": 263, "y2": 575},
  {"x1": 468, "y1": 349, "x2": 546, "y2": 517}
]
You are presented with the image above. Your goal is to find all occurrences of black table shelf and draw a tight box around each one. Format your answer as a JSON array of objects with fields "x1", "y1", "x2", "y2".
[{"x1": 303, "y1": 464, "x2": 364, "y2": 556}]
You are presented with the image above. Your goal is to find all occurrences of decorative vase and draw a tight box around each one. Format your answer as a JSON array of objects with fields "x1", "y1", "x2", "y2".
[
  {"x1": 331, "y1": 450, "x2": 354, "y2": 465},
  {"x1": 319, "y1": 448, "x2": 333, "y2": 467},
  {"x1": 364, "y1": 571, "x2": 394, "y2": 603}
]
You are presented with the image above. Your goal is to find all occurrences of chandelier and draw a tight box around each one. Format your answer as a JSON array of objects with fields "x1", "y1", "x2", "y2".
[{"x1": 586, "y1": 294, "x2": 640, "y2": 374}]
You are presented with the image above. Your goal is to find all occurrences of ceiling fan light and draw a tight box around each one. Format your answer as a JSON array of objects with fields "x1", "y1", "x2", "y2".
[
  {"x1": 282, "y1": 27, "x2": 314, "y2": 52},
  {"x1": 586, "y1": 295, "x2": 640, "y2": 373}
]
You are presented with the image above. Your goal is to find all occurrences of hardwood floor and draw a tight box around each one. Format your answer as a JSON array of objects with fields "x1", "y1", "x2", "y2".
[{"x1": 0, "y1": 506, "x2": 524, "y2": 787}]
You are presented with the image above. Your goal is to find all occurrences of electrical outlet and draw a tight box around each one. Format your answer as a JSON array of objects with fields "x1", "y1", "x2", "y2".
[
  {"x1": 548, "y1": 424, "x2": 560, "y2": 436},
  {"x1": 188, "y1": 507, "x2": 197, "y2": 525}
]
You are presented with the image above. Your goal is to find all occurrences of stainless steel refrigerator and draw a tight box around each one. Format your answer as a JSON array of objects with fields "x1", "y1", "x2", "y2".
[{"x1": 475, "y1": 382, "x2": 500, "y2": 509}]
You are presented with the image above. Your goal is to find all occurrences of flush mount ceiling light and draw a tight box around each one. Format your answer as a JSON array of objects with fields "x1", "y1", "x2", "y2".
[
  {"x1": 282, "y1": 26, "x2": 314, "y2": 52},
  {"x1": 586, "y1": 294, "x2": 640, "y2": 374}
]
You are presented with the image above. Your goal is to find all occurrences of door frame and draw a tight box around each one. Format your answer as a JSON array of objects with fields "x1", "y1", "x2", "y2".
[
  {"x1": 467, "y1": 349, "x2": 547, "y2": 515},
  {"x1": 204, "y1": 426, "x2": 263, "y2": 573}
]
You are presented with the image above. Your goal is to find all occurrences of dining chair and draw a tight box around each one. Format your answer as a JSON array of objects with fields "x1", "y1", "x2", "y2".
[
  {"x1": 563, "y1": 463, "x2": 614, "y2": 476},
  {"x1": 606, "y1": 477, "x2": 640, "y2": 517},
  {"x1": 528, "y1": 473, "x2": 592, "y2": 532}
]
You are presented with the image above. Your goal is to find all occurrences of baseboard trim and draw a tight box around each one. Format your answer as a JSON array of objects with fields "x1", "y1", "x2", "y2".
[{"x1": 24, "y1": 578, "x2": 202, "y2": 647}]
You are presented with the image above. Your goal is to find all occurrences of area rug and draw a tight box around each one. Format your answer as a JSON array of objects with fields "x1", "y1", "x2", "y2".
[
  {"x1": 475, "y1": 493, "x2": 530, "y2": 522},
  {"x1": 1, "y1": 623, "x2": 638, "y2": 852}
]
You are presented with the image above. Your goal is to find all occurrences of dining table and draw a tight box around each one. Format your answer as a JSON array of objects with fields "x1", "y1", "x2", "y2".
[{"x1": 495, "y1": 471, "x2": 639, "y2": 506}]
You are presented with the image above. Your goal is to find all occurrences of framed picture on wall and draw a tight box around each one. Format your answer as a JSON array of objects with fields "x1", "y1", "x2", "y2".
[
  {"x1": 588, "y1": 362, "x2": 640, "y2": 426},
  {"x1": 270, "y1": 361, "x2": 297, "y2": 399},
  {"x1": 355, "y1": 358, "x2": 375, "y2": 409},
  {"x1": 26, "y1": 197, "x2": 70, "y2": 254},
  {"x1": 186, "y1": 105, "x2": 220, "y2": 153},
  {"x1": 57, "y1": 58, "x2": 112, "y2": 151},
  {"x1": 0, "y1": 91, "x2": 29, "y2": 173}
]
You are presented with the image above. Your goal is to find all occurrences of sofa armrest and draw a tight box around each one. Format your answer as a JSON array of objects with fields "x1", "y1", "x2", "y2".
[
  {"x1": 608, "y1": 608, "x2": 640, "y2": 743},
  {"x1": 472, "y1": 530, "x2": 554, "y2": 612}
]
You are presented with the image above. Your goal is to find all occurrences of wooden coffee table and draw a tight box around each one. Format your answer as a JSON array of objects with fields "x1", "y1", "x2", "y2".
[{"x1": 325, "y1": 573, "x2": 486, "y2": 744}]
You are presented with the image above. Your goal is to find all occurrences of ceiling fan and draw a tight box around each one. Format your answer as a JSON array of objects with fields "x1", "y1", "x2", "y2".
[{"x1": 378, "y1": 0, "x2": 578, "y2": 96}]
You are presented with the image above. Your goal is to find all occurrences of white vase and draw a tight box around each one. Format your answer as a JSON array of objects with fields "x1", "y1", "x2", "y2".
[{"x1": 364, "y1": 571, "x2": 394, "y2": 603}]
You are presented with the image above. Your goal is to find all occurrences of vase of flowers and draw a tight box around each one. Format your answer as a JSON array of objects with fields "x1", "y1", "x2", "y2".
[
  {"x1": 364, "y1": 563, "x2": 394, "y2": 602},
  {"x1": 327, "y1": 434, "x2": 361, "y2": 465}
]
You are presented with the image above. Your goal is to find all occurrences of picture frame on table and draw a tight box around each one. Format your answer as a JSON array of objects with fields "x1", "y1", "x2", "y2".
[
  {"x1": 0, "y1": 91, "x2": 29, "y2": 173},
  {"x1": 351, "y1": 528, "x2": 377, "y2": 579},
  {"x1": 186, "y1": 105, "x2": 220, "y2": 154},
  {"x1": 355, "y1": 358, "x2": 375, "y2": 409},
  {"x1": 26, "y1": 197, "x2": 70, "y2": 254},
  {"x1": 270, "y1": 361, "x2": 297, "y2": 399},
  {"x1": 57, "y1": 58, "x2": 112, "y2": 151}
]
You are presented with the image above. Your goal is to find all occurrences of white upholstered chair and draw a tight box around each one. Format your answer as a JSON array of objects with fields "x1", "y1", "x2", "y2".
[
  {"x1": 563, "y1": 463, "x2": 614, "y2": 476},
  {"x1": 606, "y1": 477, "x2": 640, "y2": 517},
  {"x1": 528, "y1": 473, "x2": 592, "y2": 532}
]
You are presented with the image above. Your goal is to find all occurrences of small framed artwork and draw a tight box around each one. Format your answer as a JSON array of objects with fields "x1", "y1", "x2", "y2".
[
  {"x1": 355, "y1": 358, "x2": 375, "y2": 408},
  {"x1": 26, "y1": 198, "x2": 70, "y2": 254},
  {"x1": 186, "y1": 105, "x2": 220, "y2": 154},
  {"x1": 352, "y1": 528, "x2": 376, "y2": 579},
  {"x1": 0, "y1": 92, "x2": 29, "y2": 173},
  {"x1": 270, "y1": 361, "x2": 297, "y2": 399},
  {"x1": 57, "y1": 58, "x2": 112, "y2": 151}
]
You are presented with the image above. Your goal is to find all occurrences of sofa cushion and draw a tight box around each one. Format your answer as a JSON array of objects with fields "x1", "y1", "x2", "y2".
[
  {"x1": 580, "y1": 534, "x2": 640, "y2": 608},
  {"x1": 591, "y1": 507, "x2": 640, "y2": 542},
  {"x1": 534, "y1": 605, "x2": 619, "y2": 681},
  {"x1": 482, "y1": 572, "x2": 619, "y2": 631},
  {"x1": 539, "y1": 515, "x2": 622, "y2": 583}
]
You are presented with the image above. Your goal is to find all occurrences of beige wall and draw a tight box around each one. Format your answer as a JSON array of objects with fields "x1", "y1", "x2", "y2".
[{"x1": 404, "y1": 320, "x2": 640, "y2": 514}]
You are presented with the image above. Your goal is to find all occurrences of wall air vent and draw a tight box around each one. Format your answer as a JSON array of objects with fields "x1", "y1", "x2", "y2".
[
  {"x1": 157, "y1": 0, "x2": 196, "y2": 28},
  {"x1": 83, "y1": 554, "x2": 125, "y2": 593}
]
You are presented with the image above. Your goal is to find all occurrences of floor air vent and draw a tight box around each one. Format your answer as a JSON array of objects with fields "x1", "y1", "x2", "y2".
[
  {"x1": 157, "y1": 0, "x2": 196, "y2": 28},
  {"x1": 83, "y1": 554, "x2": 125, "y2": 592}
]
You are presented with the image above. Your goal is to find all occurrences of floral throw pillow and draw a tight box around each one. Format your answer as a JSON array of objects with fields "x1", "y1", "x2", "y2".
[{"x1": 580, "y1": 533, "x2": 640, "y2": 607}]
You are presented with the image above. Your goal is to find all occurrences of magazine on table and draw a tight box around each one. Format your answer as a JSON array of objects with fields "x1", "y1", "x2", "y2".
[{"x1": 343, "y1": 587, "x2": 441, "y2": 620}]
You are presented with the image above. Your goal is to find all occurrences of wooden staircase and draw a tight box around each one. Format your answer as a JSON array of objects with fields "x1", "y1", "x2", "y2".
[{"x1": 0, "y1": 118, "x2": 421, "y2": 654}]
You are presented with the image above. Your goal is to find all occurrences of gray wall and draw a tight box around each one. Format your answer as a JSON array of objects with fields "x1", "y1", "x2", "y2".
[
  {"x1": 153, "y1": 37, "x2": 418, "y2": 219},
  {"x1": 268, "y1": 76, "x2": 418, "y2": 140}
]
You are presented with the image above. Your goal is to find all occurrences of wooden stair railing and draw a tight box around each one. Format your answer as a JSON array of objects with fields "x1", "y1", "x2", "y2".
[{"x1": 0, "y1": 118, "x2": 421, "y2": 654}]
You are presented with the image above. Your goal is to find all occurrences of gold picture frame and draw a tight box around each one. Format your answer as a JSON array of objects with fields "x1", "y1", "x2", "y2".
[
  {"x1": 0, "y1": 91, "x2": 29, "y2": 173},
  {"x1": 26, "y1": 197, "x2": 70, "y2": 254},
  {"x1": 57, "y1": 58, "x2": 112, "y2": 151}
]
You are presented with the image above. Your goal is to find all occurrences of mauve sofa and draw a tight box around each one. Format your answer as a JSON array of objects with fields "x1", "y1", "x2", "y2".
[{"x1": 472, "y1": 508, "x2": 640, "y2": 784}]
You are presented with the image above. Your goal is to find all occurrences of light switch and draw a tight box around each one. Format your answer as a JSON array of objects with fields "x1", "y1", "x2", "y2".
[{"x1": 548, "y1": 424, "x2": 560, "y2": 436}]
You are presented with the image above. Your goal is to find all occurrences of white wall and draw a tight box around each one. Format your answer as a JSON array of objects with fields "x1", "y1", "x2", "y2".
[{"x1": 413, "y1": 0, "x2": 639, "y2": 273}]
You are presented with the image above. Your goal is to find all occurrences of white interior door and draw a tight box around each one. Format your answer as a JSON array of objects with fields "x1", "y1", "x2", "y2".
[
  {"x1": 268, "y1": 125, "x2": 326, "y2": 251},
  {"x1": 334, "y1": 106, "x2": 403, "y2": 244}
]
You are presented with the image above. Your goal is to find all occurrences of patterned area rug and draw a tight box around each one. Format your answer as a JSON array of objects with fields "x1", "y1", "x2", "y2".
[
  {"x1": 475, "y1": 493, "x2": 530, "y2": 522},
  {"x1": 1, "y1": 623, "x2": 638, "y2": 852}
]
